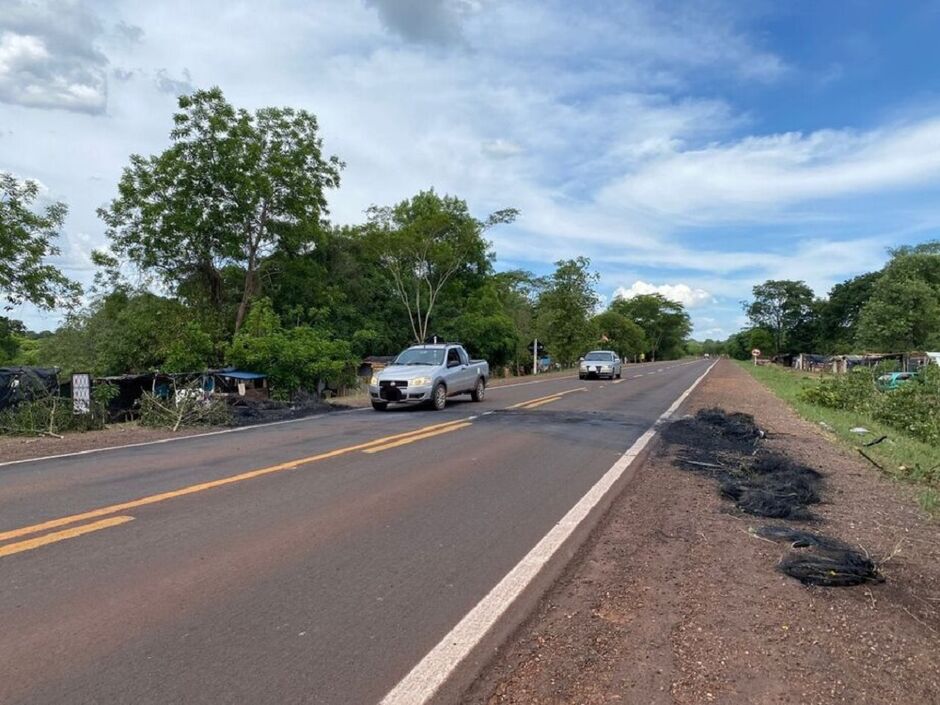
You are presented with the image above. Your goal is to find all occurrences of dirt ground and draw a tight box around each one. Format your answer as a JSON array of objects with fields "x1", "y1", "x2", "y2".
[
  {"x1": 463, "y1": 358, "x2": 940, "y2": 705},
  {"x1": 0, "y1": 423, "x2": 199, "y2": 464}
]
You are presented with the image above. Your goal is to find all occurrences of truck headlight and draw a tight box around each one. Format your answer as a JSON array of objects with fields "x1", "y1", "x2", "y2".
[
  {"x1": 370, "y1": 375, "x2": 379, "y2": 386},
  {"x1": 411, "y1": 376, "x2": 431, "y2": 387}
]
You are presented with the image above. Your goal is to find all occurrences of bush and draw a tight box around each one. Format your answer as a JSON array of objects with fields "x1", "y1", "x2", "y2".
[
  {"x1": 800, "y1": 364, "x2": 940, "y2": 445},
  {"x1": 138, "y1": 380, "x2": 231, "y2": 430},
  {"x1": 0, "y1": 383, "x2": 116, "y2": 436}
]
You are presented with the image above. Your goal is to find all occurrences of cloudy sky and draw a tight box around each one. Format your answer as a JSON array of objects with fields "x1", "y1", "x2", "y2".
[{"x1": 3, "y1": 0, "x2": 940, "y2": 338}]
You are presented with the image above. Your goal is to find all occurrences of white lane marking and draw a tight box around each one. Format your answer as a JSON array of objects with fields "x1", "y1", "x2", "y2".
[
  {"x1": 0, "y1": 364, "x2": 705, "y2": 470},
  {"x1": 380, "y1": 361, "x2": 717, "y2": 705},
  {"x1": 0, "y1": 407, "x2": 371, "y2": 469},
  {"x1": 489, "y1": 375, "x2": 577, "y2": 389}
]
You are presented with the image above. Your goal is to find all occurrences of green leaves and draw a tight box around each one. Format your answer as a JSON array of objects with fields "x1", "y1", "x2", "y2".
[
  {"x1": 0, "y1": 173, "x2": 81, "y2": 310},
  {"x1": 226, "y1": 299, "x2": 355, "y2": 397},
  {"x1": 98, "y1": 87, "x2": 343, "y2": 331},
  {"x1": 611, "y1": 293, "x2": 691, "y2": 362}
]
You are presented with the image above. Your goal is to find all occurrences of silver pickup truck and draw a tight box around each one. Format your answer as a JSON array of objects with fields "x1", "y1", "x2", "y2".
[{"x1": 369, "y1": 344, "x2": 489, "y2": 411}]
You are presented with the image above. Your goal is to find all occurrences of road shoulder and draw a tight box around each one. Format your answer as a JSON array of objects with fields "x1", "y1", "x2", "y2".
[{"x1": 462, "y1": 358, "x2": 940, "y2": 705}]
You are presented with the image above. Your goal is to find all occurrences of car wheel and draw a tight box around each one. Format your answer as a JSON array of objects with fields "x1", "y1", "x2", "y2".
[
  {"x1": 471, "y1": 377, "x2": 486, "y2": 402},
  {"x1": 431, "y1": 383, "x2": 447, "y2": 411},
  {"x1": 371, "y1": 401, "x2": 388, "y2": 411}
]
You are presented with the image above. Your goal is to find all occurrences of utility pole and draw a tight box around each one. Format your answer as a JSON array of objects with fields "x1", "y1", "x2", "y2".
[{"x1": 533, "y1": 338, "x2": 538, "y2": 375}]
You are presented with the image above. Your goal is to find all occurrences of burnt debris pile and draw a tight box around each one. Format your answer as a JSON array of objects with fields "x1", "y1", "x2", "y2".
[
  {"x1": 662, "y1": 407, "x2": 884, "y2": 587},
  {"x1": 663, "y1": 408, "x2": 821, "y2": 520},
  {"x1": 754, "y1": 525, "x2": 884, "y2": 586}
]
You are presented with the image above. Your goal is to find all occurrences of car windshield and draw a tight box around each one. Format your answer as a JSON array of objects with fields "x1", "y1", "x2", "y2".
[
  {"x1": 394, "y1": 348, "x2": 445, "y2": 366},
  {"x1": 584, "y1": 352, "x2": 613, "y2": 361}
]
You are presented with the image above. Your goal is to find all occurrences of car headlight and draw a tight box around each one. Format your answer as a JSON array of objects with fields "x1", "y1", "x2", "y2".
[
  {"x1": 411, "y1": 376, "x2": 431, "y2": 386},
  {"x1": 370, "y1": 375, "x2": 379, "y2": 385}
]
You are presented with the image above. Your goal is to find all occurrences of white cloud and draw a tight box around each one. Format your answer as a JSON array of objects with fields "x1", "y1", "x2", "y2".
[
  {"x1": 0, "y1": 1, "x2": 110, "y2": 114},
  {"x1": 599, "y1": 118, "x2": 940, "y2": 222},
  {"x1": 613, "y1": 281, "x2": 714, "y2": 308}
]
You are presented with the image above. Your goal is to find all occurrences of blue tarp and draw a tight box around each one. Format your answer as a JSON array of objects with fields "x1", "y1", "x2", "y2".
[{"x1": 215, "y1": 370, "x2": 267, "y2": 380}]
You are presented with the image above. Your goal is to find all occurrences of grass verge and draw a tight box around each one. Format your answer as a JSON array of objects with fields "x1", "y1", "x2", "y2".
[{"x1": 738, "y1": 360, "x2": 940, "y2": 515}]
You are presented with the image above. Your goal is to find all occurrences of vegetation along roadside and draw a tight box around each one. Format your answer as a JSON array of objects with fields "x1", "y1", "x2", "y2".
[{"x1": 740, "y1": 360, "x2": 940, "y2": 514}]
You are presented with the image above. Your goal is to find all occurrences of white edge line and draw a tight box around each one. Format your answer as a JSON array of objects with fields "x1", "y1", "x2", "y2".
[
  {"x1": 379, "y1": 360, "x2": 717, "y2": 705},
  {"x1": 0, "y1": 407, "x2": 372, "y2": 469}
]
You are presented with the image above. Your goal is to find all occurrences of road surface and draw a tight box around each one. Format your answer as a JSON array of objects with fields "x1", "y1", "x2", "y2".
[{"x1": 0, "y1": 359, "x2": 711, "y2": 705}]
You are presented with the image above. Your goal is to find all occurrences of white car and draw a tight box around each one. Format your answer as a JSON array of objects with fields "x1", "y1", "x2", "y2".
[{"x1": 579, "y1": 350, "x2": 622, "y2": 380}]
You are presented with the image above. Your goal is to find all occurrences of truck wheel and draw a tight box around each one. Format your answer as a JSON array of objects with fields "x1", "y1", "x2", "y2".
[
  {"x1": 371, "y1": 401, "x2": 388, "y2": 411},
  {"x1": 431, "y1": 383, "x2": 447, "y2": 411},
  {"x1": 471, "y1": 377, "x2": 486, "y2": 402}
]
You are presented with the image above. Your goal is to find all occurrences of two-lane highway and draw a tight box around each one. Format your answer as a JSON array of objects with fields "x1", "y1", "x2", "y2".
[{"x1": 0, "y1": 360, "x2": 711, "y2": 705}]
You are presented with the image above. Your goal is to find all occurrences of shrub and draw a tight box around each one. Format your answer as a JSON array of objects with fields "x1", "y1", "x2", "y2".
[{"x1": 0, "y1": 383, "x2": 116, "y2": 436}]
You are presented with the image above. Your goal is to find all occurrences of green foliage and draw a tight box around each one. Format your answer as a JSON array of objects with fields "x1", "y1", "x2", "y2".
[
  {"x1": 856, "y1": 248, "x2": 940, "y2": 351},
  {"x1": 37, "y1": 290, "x2": 217, "y2": 376},
  {"x1": 0, "y1": 172, "x2": 82, "y2": 309},
  {"x1": 226, "y1": 299, "x2": 355, "y2": 397},
  {"x1": 799, "y1": 365, "x2": 940, "y2": 445},
  {"x1": 0, "y1": 316, "x2": 24, "y2": 363},
  {"x1": 98, "y1": 87, "x2": 344, "y2": 332},
  {"x1": 592, "y1": 311, "x2": 647, "y2": 360},
  {"x1": 744, "y1": 279, "x2": 815, "y2": 355},
  {"x1": 0, "y1": 383, "x2": 115, "y2": 436},
  {"x1": 610, "y1": 293, "x2": 691, "y2": 361},
  {"x1": 367, "y1": 190, "x2": 515, "y2": 344},
  {"x1": 535, "y1": 257, "x2": 599, "y2": 366},
  {"x1": 742, "y1": 361, "x2": 940, "y2": 495}
]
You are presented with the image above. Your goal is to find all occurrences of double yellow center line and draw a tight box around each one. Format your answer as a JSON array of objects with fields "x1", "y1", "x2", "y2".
[
  {"x1": 507, "y1": 386, "x2": 586, "y2": 410},
  {"x1": 0, "y1": 418, "x2": 473, "y2": 559},
  {"x1": 0, "y1": 385, "x2": 588, "y2": 559}
]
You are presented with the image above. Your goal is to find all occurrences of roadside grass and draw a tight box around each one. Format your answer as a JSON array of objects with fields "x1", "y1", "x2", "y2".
[{"x1": 738, "y1": 361, "x2": 940, "y2": 515}]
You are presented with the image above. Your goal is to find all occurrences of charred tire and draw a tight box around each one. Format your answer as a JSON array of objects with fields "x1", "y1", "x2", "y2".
[
  {"x1": 371, "y1": 401, "x2": 388, "y2": 411},
  {"x1": 471, "y1": 377, "x2": 486, "y2": 402},
  {"x1": 431, "y1": 383, "x2": 447, "y2": 411}
]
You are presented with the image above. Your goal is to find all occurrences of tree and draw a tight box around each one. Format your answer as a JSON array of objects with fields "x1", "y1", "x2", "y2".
[
  {"x1": 611, "y1": 293, "x2": 691, "y2": 361},
  {"x1": 744, "y1": 280, "x2": 816, "y2": 354},
  {"x1": 592, "y1": 310, "x2": 646, "y2": 361},
  {"x1": 856, "y1": 244, "x2": 940, "y2": 351},
  {"x1": 535, "y1": 257, "x2": 599, "y2": 366},
  {"x1": 98, "y1": 87, "x2": 343, "y2": 333},
  {"x1": 0, "y1": 173, "x2": 81, "y2": 310},
  {"x1": 368, "y1": 190, "x2": 517, "y2": 344},
  {"x1": 227, "y1": 299, "x2": 355, "y2": 396},
  {"x1": 37, "y1": 290, "x2": 217, "y2": 376},
  {"x1": 0, "y1": 317, "x2": 25, "y2": 363},
  {"x1": 817, "y1": 271, "x2": 881, "y2": 353}
]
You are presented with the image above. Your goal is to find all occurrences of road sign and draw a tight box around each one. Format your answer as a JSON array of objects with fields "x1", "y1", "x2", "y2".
[{"x1": 527, "y1": 340, "x2": 546, "y2": 355}]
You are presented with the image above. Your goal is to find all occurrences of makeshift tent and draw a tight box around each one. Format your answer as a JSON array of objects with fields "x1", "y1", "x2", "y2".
[{"x1": 0, "y1": 367, "x2": 59, "y2": 410}]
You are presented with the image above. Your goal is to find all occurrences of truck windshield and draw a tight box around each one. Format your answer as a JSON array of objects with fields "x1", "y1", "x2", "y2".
[
  {"x1": 394, "y1": 348, "x2": 445, "y2": 366},
  {"x1": 584, "y1": 352, "x2": 612, "y2": 361}
]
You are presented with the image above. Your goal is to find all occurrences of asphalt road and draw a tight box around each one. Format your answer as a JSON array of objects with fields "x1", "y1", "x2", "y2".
[{"x1": 0, "y1": 359, "x2": 711, "y2": 705}]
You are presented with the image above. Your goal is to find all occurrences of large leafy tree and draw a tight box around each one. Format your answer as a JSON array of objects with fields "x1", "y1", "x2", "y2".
[
  {"x1": 38, "y1": 290, "x2": 216, "y2": 376},
  {"x1": 744, "y1": 280, "x2": 816, "y2": 354},
  {"x1": 227, "y1": 299, "x2": 355, "y2": 396},
  {"x1": 367, "y1": 190, "x2": 516, "y2": 344},
  {"x1": 98, "y1": 88, "x2": 343, "y2": 332},
  {"x1": 856, "y1": 244, "x2": 940, "y2": 351},
  {"x1": 535, "y1": 257, "x2": 599, "y2": 366},
  {"x1": 817, "y1": 271, "x2": 881, "y2": 353},
  {"x1": 0, "y1": 173, "x2": 81, "y2": 310},
  {"x1": 592, "y1": 310, "x2": 647, "y2": 361},
  {"x1": 611, "y1": 293, "x2": 691, "y2": 361}
]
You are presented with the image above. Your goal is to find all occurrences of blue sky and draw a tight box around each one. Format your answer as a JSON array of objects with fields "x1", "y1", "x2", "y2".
[{"x1": 3, "y1": 0, "x2": 940, "y2": 339}]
